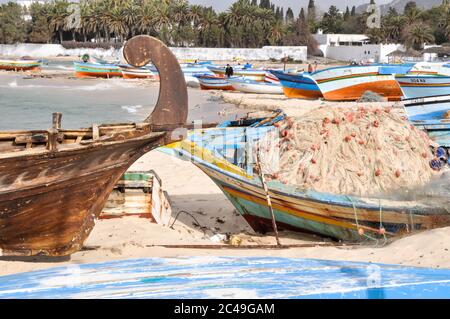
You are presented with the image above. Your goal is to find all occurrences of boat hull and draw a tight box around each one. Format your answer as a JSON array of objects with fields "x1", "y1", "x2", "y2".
[
  {"x1": 270, "y1": 71, "x2": 323, "y2": 99},
  {"x1": 195, "y1": 162, "x2": 450, "y2": 242},
  {"x1": 74, "y1": 62, "x2": 122, "y2": 78},
  {"x1": 121, "y1": 67, "x2": 154, "y2": 79},
  {"x1": 0, "y1": 60, "x2": 41, "y2": 71},
  {"x1": 198, "y1": 76, "x2": 234, "y2": 90},
  {"x1": 229, "y1": 79, "x2": 283, "y2": 94},
  {"x1": 208, "y1": 66, "x2": 266, "y2": 81},
  {"x1": 404, "y1": 95, "x2": 450, "y2": 147},
  {"x1": 396, "y1": 76, "x2": 450, "y2": 99},
  {"x1": 313, "y1": 66, "x2": 403, "y2": 101},
  {"x1": 0, "y1": 132, "x2": 166, "y2": 257}
]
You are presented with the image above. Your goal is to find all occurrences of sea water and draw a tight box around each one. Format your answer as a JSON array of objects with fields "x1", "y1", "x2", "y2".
[{"x1": 0, "y1": 73, "x2": 241, "y2": 130}]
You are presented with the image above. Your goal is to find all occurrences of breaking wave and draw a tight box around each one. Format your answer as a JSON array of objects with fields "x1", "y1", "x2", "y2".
[{"x1": 121, "y1": 105, "x2": 143, "y2": 113}]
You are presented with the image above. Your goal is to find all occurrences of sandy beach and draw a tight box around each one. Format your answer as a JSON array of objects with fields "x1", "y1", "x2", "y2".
[{"x1": 0, "y1": 66, "x2": 449, "y2": 277}]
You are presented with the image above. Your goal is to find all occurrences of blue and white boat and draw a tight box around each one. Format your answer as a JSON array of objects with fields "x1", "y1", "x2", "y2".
[
  {"x1": 228, "y1": 77, "x2": 283, "y2": 94},
  {"x1": 269, "y1": 70, "x2": 323, "y2": 99},
  {"x1": 404, "y1": 94, "x2": 450, "y2": 147},
  {"x1": 396, "y1": 62, "x2": 450, "y2": 99}
]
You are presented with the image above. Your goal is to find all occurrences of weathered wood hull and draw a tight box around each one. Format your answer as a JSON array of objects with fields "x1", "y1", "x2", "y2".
[{"x1": 0, "y1": 132, "x2": 166, "y2": 256}]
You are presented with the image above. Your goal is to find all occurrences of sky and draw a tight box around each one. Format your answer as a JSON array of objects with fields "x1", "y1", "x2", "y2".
[
  {"x1": 1, "y1": 0, "x2": 393, "y2": 14},
  {"x1": 188, "y1": 0, "x2": 392, "y2": 14}
]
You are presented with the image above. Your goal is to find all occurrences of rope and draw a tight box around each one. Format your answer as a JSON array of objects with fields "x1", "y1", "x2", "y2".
[
  {"x1": 378, "y1": 200, "x2": 387, "y2": 246},
  {"x1": 347, "y1": 195, "x2": 379, "y2": 245},
  {"x1": 169, "y1": 210, "x2": 209, "y2": 237}
]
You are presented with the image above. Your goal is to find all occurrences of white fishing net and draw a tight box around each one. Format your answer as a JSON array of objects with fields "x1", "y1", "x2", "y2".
[{"x1": 256, "y1": 106, "x2": 442, "y2": 197}]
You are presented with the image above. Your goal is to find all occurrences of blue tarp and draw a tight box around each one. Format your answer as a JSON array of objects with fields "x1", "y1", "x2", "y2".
[{"x1": 0, "y1": 257, "x2": 449, "y2": 299}]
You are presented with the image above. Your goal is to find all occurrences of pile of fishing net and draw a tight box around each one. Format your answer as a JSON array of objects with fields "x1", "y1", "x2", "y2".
[{"x1": 256, "y1": 106, "x2": 441, "y2": 197}]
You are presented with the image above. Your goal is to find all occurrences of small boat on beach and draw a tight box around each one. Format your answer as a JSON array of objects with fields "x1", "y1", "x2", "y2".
[
  {"x1": 208, "y1": 65, "x2": 266, "y2": 81},
  {"x1": 404, "y1": 94, "x2": 450, "y2": 147},
  {"x1": 197, "y1": 75, "x2": 234, "y2": 90},
  {"x1": 163, "y1": 115, "x2": 450, "y2": 242},
  {"x1": 396, "y1": 63, "x2": 450, "y2": 99},
  {"x1": 120, "y1": 65, "x2": 155, "y2": 79},
  {"x1": 229, "y1": 77, "x2": 283, "y2": 94},
  {"x1": 311, "y1": 65, "x2": 406, "y2": 101},
  {"x1": 0, "y1": 59, "x2": 41, "y2": 72},
  {"x1": 270, "y1": 70, "x2": 323, "y2": 99},
  {"x1": 0, "y1": 35, "x2": 189, "y2": 257},
  {"x1": 74, "y1": 62, "x2": 122, "y2": 78}
]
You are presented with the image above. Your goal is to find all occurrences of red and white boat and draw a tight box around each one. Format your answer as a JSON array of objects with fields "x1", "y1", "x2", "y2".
[{"x1": 120, "y1": 65, "x2": 156, "y2": 79}]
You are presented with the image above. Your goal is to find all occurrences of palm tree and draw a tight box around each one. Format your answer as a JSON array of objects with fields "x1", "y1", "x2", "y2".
[
  {"x1": 438, "y1": 0, "x2": 450, "y2": 41},
  {"x1": 268, "y1": 19, "x2": 285, "y2": 45},
  {"x1": 136, "y1": 1, "x2": 156, "y2": 36},
  {"x1": 403, "y1": 22, "x2": 435, "y2": 50},
  {"x1": 47, "y1": 0, "x2": 69, "y2": 43},
  {"x1": 383, "y1": 15, "x2": 405, "y2": 43},
  {"x1": 404, "y1": 6, "x2": 422, "y2": 25},
  {"x1": 107, "y1": 5, "x2": 128, "y2": 42}
]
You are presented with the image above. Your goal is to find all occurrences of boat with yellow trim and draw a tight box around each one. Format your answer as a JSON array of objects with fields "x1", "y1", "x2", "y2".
[
  {"x1": 162, "y1": 115, "x2": 450, "y2": 242},
  {"x1": 74, "y1": 62, "x2": 122, "y2": 78},
  {"x1": 0, "y1": 59, "x2": 41, "y2": 71}
]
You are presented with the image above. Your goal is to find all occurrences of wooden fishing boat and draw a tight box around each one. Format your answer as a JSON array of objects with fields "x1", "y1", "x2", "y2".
[
  {"x1": 197, "y1": 75, "x2": 234, "y2": 90},
  {"x1": 120, "y1": 65, "x2": 155, "y2": 79},
  {"x1": 404, "y1": 94, "x2": 450, "y2": 147},
  {"x1": 311, "y1": 65, "x2": 405, "y2": 101},
  {"x1": 0, "y1": 59, "x2": 41, "y2": 71},
  {"x1": 0, "y1": 35, "x2": 189, "y2": 257},
  {"x1": 74, "y1": 62, "x2": 122, "y2": 78},
  {"x1": 270, "y1": 70, "x2": 323, "y2": 99},
  {"x1": 208, "y1": 66, "x2": 266, "y2": 81},
  {"x1": 163, "y1": 116, "x2": 450, "y2": 242},
  {"x1": 229, "y1": 77, "x2": 283, "y2": 94}
]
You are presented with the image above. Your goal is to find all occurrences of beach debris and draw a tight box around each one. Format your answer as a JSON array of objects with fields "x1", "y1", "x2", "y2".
[
  {"x1": 229, "y1": 235, "x2": 243, "y2": 247},
  {"x1": 209, "y1": 234, "x2": 227, "y2": 243},
  {"x1": 256, "y1": 106, "x2": 441, "y2": 196}
]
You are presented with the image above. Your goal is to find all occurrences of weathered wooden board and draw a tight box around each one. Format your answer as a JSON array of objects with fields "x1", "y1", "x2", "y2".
[{"x1": 0, "y1": 257, "x2": 449, "y2": 299}]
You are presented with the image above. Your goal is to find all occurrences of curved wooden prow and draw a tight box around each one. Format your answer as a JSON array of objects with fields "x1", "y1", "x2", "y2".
[{"x1": 123, "y1": 35, "x2": 188, "y2": 129}]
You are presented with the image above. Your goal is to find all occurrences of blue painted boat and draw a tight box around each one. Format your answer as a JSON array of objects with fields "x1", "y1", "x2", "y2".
[
  {"x1": 269, "y1": 70, "x2": 322, "y2": 99},
  {"x1": 196, "y1": 75, "x2": 234, "y2": 90},
  {"x1": 208, "y1": 65, "x2": 266, "y2": 81},
  {"x1": 0, "y1": 257, "x2": 449, "y2": 299},
  {"x1": 228, "y1": 77, "x2": 283, "y2": 94},
  {"x1": 404, "y1": 94, "x2": 450, "y2": 147},
  {"x1": 396, "y1": 62, "x2": 450, "y2": 99},
  {"x1": 162, "y1": 117, "x2": 450, "y2": 242}
]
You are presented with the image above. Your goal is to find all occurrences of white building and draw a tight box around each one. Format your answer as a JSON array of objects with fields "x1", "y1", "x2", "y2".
[{"x1": 313, "y1": 31, "x2": 404, "y2": 63}]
